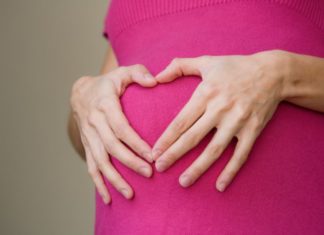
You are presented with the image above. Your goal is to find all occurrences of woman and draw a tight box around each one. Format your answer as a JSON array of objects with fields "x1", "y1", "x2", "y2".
[{"x1": 68, "y1": 0, "x2": 324, "y2": 234}]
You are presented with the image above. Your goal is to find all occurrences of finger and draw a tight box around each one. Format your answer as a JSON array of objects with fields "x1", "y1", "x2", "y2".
[
  {"x1": 128, "y1": 64, "x2": 157, "y2": 87},
  {"x1": 96, "y1": 97, "x2": 154, "y2": 163},
  {"x1": 99, "y1": 156, "x2": 134, "y2": 200},
  {"x1": 152, "y1": 84, "x2": 209, "y2": 160},
  {"x1": 88, "y1": 110, "x2": 152, "y2": 178},
  {"x1": 111, "y1": 64, "x2": 157, "y2": 89},
  {"x1": 155, "y1": 110, "x2": 217, "y2": 172},
  {"x1": 82, "y1": 124, "x2": 134, "y2": 199},
  {"x1": 178, "y1": 119, "x2": 241, "y2": 188},
  {"x1": 155, "y1": 57, "x2": 206, "y2": 83},
  {"x1": 215, "y1": 130, "x2": 258, "y2": 192},
  {"x1": 80, "y1": 131, "x2": 111, "y2": 204},
  {"x1": 84, "y1": 146, "x2": 111, "y2": 205}
]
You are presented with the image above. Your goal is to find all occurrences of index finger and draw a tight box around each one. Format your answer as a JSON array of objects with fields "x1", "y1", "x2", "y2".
[
  {"x1": 155, "y1": 57, "x2": 206, "y2": 83},
  {"x1": 97, "y1": 96, "x2": 154, "y2": 163},
  {"x1": 152, "y1": 85, "x2": 208, "y2": 160}
]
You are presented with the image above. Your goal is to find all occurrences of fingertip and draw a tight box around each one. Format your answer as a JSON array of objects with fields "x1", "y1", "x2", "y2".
[
  {"x1": 132, "y1": 72, "x2": 157, "y2": 87},
  {"x1": 104, "y1": 195, "x2": 111, "y2": 205},
  {"x1": 152, "y1": 148, "x2": 163, "y2": 161},
  {"x1": 138, "y1": 165, "x2": 152, "y2": 178},
  {"x1": 119, "y1": 187, "x2": 133, "y2": 199},
  {"x1": 127, "y1": 189, "x2": 135, "y2": 200},
  {"x1": 216, "y1": 178, "x2": 229, "y2": 192},
  {"x1": 143, "y1": 151, "x2": 154, "y2": 163},
  {"x1": 179, "y1": 174, "x2": 193, "y2": 188},
  {"x1": 216, "y1": 181, "x2": 226, "y2": 192},
  {"x1": 100, "y1": 190, "x2": 111, "y2": 205},
  {"x1": 155, "y1": 159, "x2": 170, "y2": 172},
  {"x1": 155, "y1": 72, "x2": 168, "y2": 83}
]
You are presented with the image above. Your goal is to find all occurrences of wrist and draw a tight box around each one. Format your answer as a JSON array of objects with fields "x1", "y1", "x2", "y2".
[{"x1": 251, "y1": 49, "x2": 295, "y2": 101}]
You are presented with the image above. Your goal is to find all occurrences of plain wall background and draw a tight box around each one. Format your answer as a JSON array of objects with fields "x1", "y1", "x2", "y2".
[{"x1": 0, "y1": 1, "x2": 109, "y2": 234}]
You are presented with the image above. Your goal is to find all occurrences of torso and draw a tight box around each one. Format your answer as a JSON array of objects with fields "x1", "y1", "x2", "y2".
[{"x1": 96, "y1": 1, "x2": 324, "y2": 234}]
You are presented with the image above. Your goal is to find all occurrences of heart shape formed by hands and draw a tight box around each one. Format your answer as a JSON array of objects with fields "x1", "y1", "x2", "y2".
[{"x1": 122, "y1": 51, "x2": 283, "y2": 195}]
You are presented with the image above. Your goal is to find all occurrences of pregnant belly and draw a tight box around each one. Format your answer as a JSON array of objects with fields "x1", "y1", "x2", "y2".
[
  {"x1": 96, "y1": 75, "x2": 324, "y2": 235},
  {"x1": 96, "y1": 2, "x2": 324, "y2": 234}
]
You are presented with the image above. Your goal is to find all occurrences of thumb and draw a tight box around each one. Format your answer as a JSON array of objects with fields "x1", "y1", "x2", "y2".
[
  {"x1": 110, "y1": 64, "x2": 157, "y2": 95},
  {"x1": 128, "y1": 64, "x2": 158, "y2": 88},
  {"x1": 155, "y1": 57, "x2": 204, "y2": 83}
]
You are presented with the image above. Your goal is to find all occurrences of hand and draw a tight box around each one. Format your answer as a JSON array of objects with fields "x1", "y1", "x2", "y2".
[
  {"x1": 70, "y1": 64, "x2": 157, "y2": 204},
  {"x1": 152, "y1": 50, "x2": 288, "y2": 192}
]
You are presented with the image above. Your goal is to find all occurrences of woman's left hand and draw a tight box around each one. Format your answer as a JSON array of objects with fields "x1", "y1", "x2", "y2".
[{"x1": 152, "y1": 50, "x2": 290, "y2": 192}]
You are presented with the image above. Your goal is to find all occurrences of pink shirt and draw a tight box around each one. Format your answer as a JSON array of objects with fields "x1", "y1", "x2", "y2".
[{"x1": 96, "y1": 0, "x2": 324, "y2": 234}]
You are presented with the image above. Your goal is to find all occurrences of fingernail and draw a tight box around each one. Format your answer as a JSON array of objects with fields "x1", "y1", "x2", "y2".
[
  {"x1": 152, "y1": 148, "x2": 162, "y2": 161},
  {"x1": 143, "y1": 151, "x2": 153, "y2": 163},
  {"x1": 179, "y1": 174, "x2": 193, "y2": 187},
  {"x1": 119, "y1": 188, "x2": 131, "y2": 199},
  {"x1": 138, "y1": 166, "x2": 151, "y2": 177},
  {"x1": 155, "y1": 160, "x2": 167, "y2": 172},
  {"x1": 144, "y1": 73, "x2": 154, "y2": 80},
  {"x1": 217, "y1": 182, "x2": 226, "y2": 192}
]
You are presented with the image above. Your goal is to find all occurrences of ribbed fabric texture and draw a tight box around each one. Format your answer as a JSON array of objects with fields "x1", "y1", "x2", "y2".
[
  {"x1": 96, "y1": 1, "x2": 324, "y2": 234},
  {"x1": 103, "y1": 0, "x2": 324, "y2": 40}
]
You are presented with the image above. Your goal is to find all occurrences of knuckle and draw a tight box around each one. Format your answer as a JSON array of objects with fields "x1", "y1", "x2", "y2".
[
  {"x1": 73, "y1": 76, "x2": 90, "y2": 89},
  {"x1": 97, "y1": 158, "x2": 108, "y2": 168},
  {"x1": 72, "y1": 76, "x2": 91, "y2": 93},
  {"x1": 87, "y1": 111, "x2": 99, "y2": 127},
  {"x1": 103, "y1": 137, "x2": 117, "y2": 151},
  {"x1": 132, "y1": 63, "x2": 146, "y2": 71},
  {"x1": 250, "y1": 114, "x2": 264, "y2": 131},
  {"x1": 113, "y1": 122, "x2": 128, "y2": 139},
  {"x1": 197, "y1": 83, "x2": 217, "y2": 100},
  {"x1": 157, "y1": 139, "x2": 172, "y2": 150},
  {"x1": 96, "y1": 97, "x2": 112, "y2": 113},
  {"x1": 217, "y1": 99, "x2": 234, "y2": 115},
  {"x1": 171, "y1": 119, "x2": 186, "y2": 133},
  {"x1": 236, "y1": 154, "x2": 248, "y2": 167},
  {"x1": 164, "y1": 150, "x2": 178, "y2": 162},
  {"x1": 114, "y1": 128, "x2": 126, "y2": 139},
  {"x1": 109, "y1": 174, "x2": 122, "y2": 186},
  {"x1": 235, "y1": 104, "x2": 250, "y2": 122},
  {"x1": 190, "y1": 164, "x2": 205, "y2": 178},
  {"x1": 181, "y1": 130, "x2": 200, "y2": 147},
  {"x1": 87, "y1": 167, "x2": 97, "y2": 177},
  {"x1": 225, "y1": 169, "x2": 236, "y2": 179},
  {"x1": 207, "y1": 142, "x2": 222, "y2": 156}
]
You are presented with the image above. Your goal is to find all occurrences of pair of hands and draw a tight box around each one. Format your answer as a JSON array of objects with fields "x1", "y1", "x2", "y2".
[{"x1": 70, "y1": 49, "x2": 287, "y2": 204}]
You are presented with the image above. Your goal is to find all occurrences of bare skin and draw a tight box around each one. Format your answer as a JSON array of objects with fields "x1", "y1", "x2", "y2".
[
  {"x1": 68, "y1": 45, "x2": 158, "y2": 204},
  {"x1": 151, "y1": 49, "x2": 324, "y2": 192},
  {"x1": 68, "y1": 46, "x2": 324, "y2": 203},
  {"x1": 68, "y1": 46, "x2": 118, "y2": 161}
]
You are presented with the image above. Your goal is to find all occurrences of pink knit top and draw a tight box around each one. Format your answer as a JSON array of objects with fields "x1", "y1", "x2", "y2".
[{"x1": 96, "y1": 0, "x2": 324, "y2": 234}]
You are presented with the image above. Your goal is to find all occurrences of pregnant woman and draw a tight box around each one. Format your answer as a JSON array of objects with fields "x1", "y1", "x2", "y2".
[{"x1": 68, "y1": 0, "x2": 324, "y2": 234}]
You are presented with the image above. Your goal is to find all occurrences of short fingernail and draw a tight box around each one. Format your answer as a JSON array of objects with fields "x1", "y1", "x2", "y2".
[
  {"x1": 144, "y1": 73, "x2": 154, "y2": 80},
  {"x1": 139, "y1": 166, "x2": 152, "y2": 177},
  {"x1": 217, "y1": 182, "x2": 226, "y2": 192},
  {"x1": 155, "y1": 160, "x2": 167, "y2": 172},
  {"x1": 179, "y1": 174, "x2": 193, "y2": 187},
  {"x1": 152, "y1": 148, "x2": 162, "y2": 161},
  {"x1": 119, "y1": 188, "x2": 131, "y2": 199},
  {"x1": 143, "y1": 151, "x2": 153, "y2": 163}
]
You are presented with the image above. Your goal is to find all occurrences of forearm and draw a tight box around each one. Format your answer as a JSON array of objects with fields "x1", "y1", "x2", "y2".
[
  {"x1": 67, "y1": 44, "x2": 118, "y2": 161},
  {"x1": 279, "y1": 50, "x2": 324, "y2": 112}
]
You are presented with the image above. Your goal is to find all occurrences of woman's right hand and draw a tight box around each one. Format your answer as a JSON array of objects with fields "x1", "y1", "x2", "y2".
[{"x1": 70, "y1": 64, "x2": 157, "y2": 204}]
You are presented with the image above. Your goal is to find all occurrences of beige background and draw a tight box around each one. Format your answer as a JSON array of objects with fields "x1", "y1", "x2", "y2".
[{"x1": 0, "y1": 1, "x2": 109, "y2": 234}]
